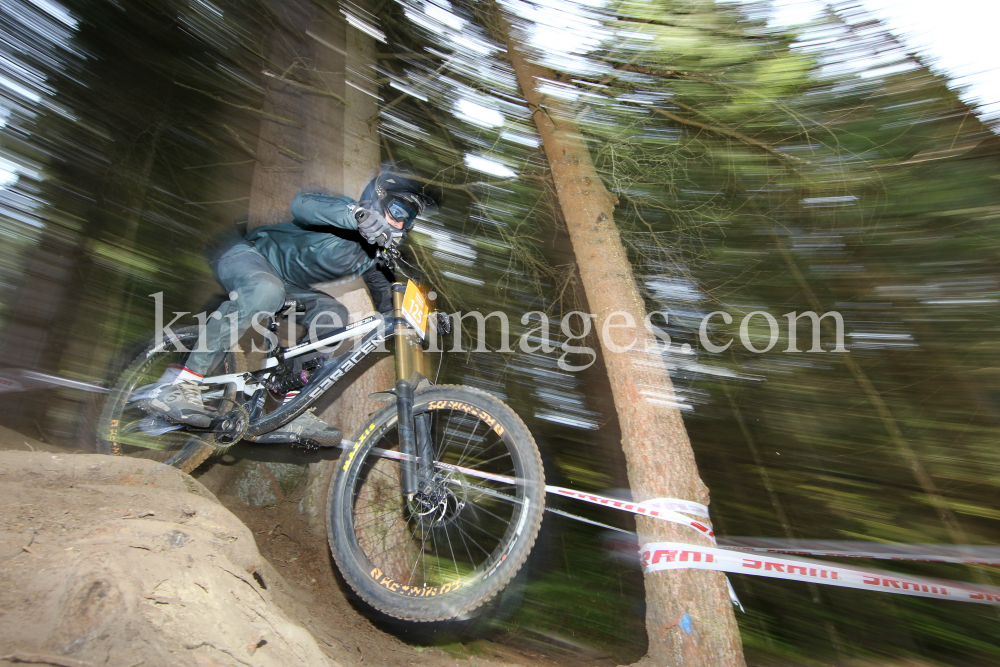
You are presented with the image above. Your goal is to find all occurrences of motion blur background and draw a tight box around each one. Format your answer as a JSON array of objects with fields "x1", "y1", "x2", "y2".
[{"x1": 1, "y1": 0, "x2": 999, "y2": 663}]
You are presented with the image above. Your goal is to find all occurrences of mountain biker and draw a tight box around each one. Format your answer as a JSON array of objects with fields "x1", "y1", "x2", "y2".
[{"x1": 138, "y1": 168, "x2": 439, "y2": 446}]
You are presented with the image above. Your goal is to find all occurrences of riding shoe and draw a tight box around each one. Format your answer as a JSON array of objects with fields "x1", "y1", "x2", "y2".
[
  {"x1": 268, "y1": 410, "x2": 343, "y2": 447},
  {"x1": 137, "y1": 381, "x2": 212, "y2": 428}
]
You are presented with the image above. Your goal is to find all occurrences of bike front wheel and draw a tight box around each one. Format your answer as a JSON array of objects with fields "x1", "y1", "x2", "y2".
[{"x1": 328, "y1": 384, "x2": 545, "y2": 622}]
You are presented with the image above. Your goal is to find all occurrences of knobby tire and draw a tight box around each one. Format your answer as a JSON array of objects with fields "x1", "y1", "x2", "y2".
[{"x1": 328, "y1": 385, "x2": 545, "y2": 622}]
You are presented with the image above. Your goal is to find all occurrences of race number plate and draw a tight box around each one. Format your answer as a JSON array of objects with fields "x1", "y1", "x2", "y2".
[{"x1": 401, "y1": 280, "x2": 429, "y2": 339}]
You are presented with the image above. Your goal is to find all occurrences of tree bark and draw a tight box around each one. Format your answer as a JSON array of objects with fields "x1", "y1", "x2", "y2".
[
  {"x1": 494, "y1": 11, "x2": 745, "y2": 667},
  {"x1": 247, "y1": 0, "x2": 391, "y2": 532},
  {"x1": 247, "y1": 1, "x2": 310, "y2": 229}
]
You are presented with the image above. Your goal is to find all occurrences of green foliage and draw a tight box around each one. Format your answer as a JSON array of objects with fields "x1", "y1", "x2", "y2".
[
  {"x1": 3, "y1": 0, "x2": 1000, "y2": 663},
  {"x1": 356, "y1": 0, "x2": 1000, "y2": 661}
]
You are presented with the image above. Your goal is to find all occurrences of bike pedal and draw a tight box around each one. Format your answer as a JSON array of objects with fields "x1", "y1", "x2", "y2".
[
  {"x1": 293, "y1": 438, "x2": 322, "y2": 450},
  {"x1": 252, "y1": 433, "x2": 298, "y2": 445}
]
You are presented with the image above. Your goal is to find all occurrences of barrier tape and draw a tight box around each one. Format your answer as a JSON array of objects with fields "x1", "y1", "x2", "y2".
[
  {"x1": 546, "y1": 486, "x2": 715, "y2": 542},
  {"x1": 640, "y1": 542, "x2": 1000, "y2": 606},
  {"x1": 543, "y1": 487, "x2": 1000, "y2": 608},
  {"x1": 541, "y1": 488, "x2": 742, "y2": 607},
  {"x1": 355, "y1": 445, "x2": 717, "y2": 542},
  {"x1": 347, "y1": 439, "x2": 999, "y2": 607},
  {"x1": 717, "y1": 539, "x2": 1000, "y2": 567}
]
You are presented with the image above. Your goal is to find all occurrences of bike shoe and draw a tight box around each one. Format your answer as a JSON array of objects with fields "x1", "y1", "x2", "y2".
[
  {"x1": 136, "y1": 381, "x2": 212, "y2": 428},
  {"x1": 269, "y1": 410, "x2": 343, "y2": 447}
]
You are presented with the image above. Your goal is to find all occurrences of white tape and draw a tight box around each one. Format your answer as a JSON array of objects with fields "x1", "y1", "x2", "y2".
[
  {"x1": 640, "y1": 542, "x2": 1000, "y2": 606},
  {"x1": 717, "y1": 538, "x2": 1000, "y2": 566},
  {"x1": 638, "y1": 497, "x2": 711, "y2": 519},
  {"x1": 546, "y1": 486, "x2": 715, "y2": 541},
  {"x1": 343, "y1": 440, "x2": 998, "y2": 608}
]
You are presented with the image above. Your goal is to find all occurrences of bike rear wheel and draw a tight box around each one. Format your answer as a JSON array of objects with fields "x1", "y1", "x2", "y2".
[
  {"x1": 96, "y1": 326, "x2": 245, "y2": 473},
  {"x1": 328, "y1": 385, "x2": 545, "y2": 622}
]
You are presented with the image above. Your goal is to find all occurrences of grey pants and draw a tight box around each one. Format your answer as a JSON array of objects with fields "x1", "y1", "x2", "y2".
[{"x1": 185, "y1": 241, "x2": 349, "y2": 375}]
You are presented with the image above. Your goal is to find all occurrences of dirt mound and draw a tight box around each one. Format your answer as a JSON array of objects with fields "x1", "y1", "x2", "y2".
[{"x1": 0, "y1": 451, "x2": 339, "y2": 667}]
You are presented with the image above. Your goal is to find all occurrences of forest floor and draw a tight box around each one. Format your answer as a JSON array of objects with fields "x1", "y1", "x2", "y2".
[
  {"x1": 0, "y1": 425, "x2": 623, "y2": 667},
  {"x1": 208, "y1": 475, "x2": 623, "y2": 667}
]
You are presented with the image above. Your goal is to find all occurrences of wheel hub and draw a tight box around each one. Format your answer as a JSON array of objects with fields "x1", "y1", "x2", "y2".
[{"x1": 411, "y1": 477, "x2": 465, "y2": 528}]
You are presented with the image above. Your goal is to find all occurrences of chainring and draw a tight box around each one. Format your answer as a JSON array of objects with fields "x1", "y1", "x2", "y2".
[{"x1": 209, "y1": 397, "x2": 250, "y2": 448}]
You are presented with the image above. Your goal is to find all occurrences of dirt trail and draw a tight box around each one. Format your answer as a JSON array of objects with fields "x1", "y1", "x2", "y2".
[
  {"x1": 212, "y1": 481, "x2": 600, "y2": 667},
  {"x1": 0, "y1": 430, "x2": 608, "y2": 667},
  {"x1": 0, "y1": 449, "x2": 336, "y2": 667}
]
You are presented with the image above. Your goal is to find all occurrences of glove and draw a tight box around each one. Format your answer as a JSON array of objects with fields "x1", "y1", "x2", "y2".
[{"x1": 355, "y1": 208, "x2": 401, "y2": 248}]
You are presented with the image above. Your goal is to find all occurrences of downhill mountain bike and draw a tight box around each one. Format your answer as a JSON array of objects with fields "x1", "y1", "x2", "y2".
[{"x1": 96, "y1": 248, "x2": 546, "y2": 621}]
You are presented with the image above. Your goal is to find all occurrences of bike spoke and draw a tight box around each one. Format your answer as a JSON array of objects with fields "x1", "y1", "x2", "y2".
[
  {"x1": 435, "y1": 409, "x2": 455, "y2": 462},
  {"x1": 444, "y1": 477, "x2": 520, "y2": 503},
  {"x1": 341, "y1": 395, "x2": 542, "y2": 613},
  {"x1": 457, "y1": 518, "x2": 476, "y2": 566},
  {"x1": 460, "y1": 498, "x2": 515, "y2": 528},
  {"x1": 448, "y1": 519, "x2": 494, "y2": 558},
  {"x1": 453, "y1": 417, "x2": 483, "y2": 469},
  {"x1": 409, "y1": 514, "x2": 431, "y2": 585},
  {"x1": 456, "y1": 450, "x2": 513, "y2": 473}
]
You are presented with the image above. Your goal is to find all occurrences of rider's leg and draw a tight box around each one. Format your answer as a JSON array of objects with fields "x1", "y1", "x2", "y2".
[
  {"x1": 141, "y1": 242, "x2": 284, "y2": 427},
  {"x1": 267, "y1": 286, "x2": 347, "y2": 446},
  {"x1": 185, "y1": 241, "x2": 286, "y2": 376},
  {"x1": 361, "y1": 264, "x2": 394, "y2": 319},
  {"x1": 361, "y1": 263, "x2": 394, "y2": 318},
  {"x1": 284, "y1": 287, "x2": 350, "y2": 346}
]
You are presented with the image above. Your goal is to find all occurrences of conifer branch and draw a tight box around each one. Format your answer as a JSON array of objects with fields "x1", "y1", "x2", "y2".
[
  {"x1": 615, "y1": 15, "x2": 777, "y2": 41},
  {"x1": 223, "y1": 124, "x2": 258, "y2": 159},
  {"x1": 183, "y1": 159, "x2": 256, "y2": 170},
  {"x1": 172, "y1": 82, "x2": 301, "y2": 126},
  {"x1": 261, "y1": 70, "x2": 347, "y2": 105},
  {"x1": 652, "y1": 107, "x2": 805, "y2": 167},
  {"x1": 609, "y1": 63, "x2": 695, "y2": 79}
]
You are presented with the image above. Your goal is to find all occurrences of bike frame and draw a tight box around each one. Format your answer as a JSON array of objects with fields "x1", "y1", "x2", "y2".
[{"x1": 194, "y1": 281, "x2": 430, "y2": 441}]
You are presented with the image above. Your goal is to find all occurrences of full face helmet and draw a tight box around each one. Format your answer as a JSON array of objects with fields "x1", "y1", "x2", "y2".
[{"x1": 360, "y1": 165, "x2": 442, "y2": 231}]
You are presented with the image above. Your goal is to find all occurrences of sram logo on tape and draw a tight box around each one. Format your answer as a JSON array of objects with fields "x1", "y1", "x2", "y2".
[
  {"x1": 641, "y1": 548, "x2": 715, "y2": 568},
  {"x1": 640, "y1": 541, "x2": 1000, "y2": 607}
]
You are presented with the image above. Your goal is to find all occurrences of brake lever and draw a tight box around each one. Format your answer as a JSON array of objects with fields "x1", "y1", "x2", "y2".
[
  {"x1": 379, "y1": 247, "x2": 412, "y2": 281},
  {"x1": 377, "y1": 246, "x2": 400, "y2": 268}
]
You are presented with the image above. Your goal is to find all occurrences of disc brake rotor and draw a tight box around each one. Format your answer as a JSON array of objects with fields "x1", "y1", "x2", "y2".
[{"x1": 410, "y1": 476, "x2": 466, "y2": 528}]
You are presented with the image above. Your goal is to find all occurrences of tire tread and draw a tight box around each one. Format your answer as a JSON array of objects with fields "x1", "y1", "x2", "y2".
[{"x1": 327, "y1": 384, "x2": 544, "y2": 622}]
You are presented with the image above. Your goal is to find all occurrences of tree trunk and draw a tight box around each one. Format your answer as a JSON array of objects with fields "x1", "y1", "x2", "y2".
[
  {"x1": 494, "y1": 11, "x2": 745, "y2": 667},
  {"x1": 247, "y1": 1, "x2": 310, "y2": 229},
  {"x1": 247, "y1": 0, "x2": 390, "y2": 532}
]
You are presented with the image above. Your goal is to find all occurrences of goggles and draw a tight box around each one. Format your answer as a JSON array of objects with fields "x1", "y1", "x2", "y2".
[{"x1": 385, "y1": 197, "x2": 418, "y2": 230}]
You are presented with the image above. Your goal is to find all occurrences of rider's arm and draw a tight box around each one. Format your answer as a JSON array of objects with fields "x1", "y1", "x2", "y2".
[
  {"x1": 290, "y1": 193, "x2": 359, "y2": 230},
  {"x1": 362, "y1": 264, "x2": 394, "y2": 317}
]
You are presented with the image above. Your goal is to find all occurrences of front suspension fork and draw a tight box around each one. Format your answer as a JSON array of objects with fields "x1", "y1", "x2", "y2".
[{"x1": 392, "y1": 283, "x2": 432, "y2": 499}]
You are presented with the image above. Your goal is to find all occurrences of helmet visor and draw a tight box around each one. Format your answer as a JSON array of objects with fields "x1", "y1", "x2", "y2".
[{"x1": 385, "y1": 198, "x2": 418, "y2": 229}]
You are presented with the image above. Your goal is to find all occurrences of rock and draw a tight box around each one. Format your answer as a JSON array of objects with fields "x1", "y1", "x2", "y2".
[
  {"x1": 0, "y1": 451, "x2": 339, "y2": 667},
  {"x1": 222, "y1": 460, "x2": 307, "y2": 508}
]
